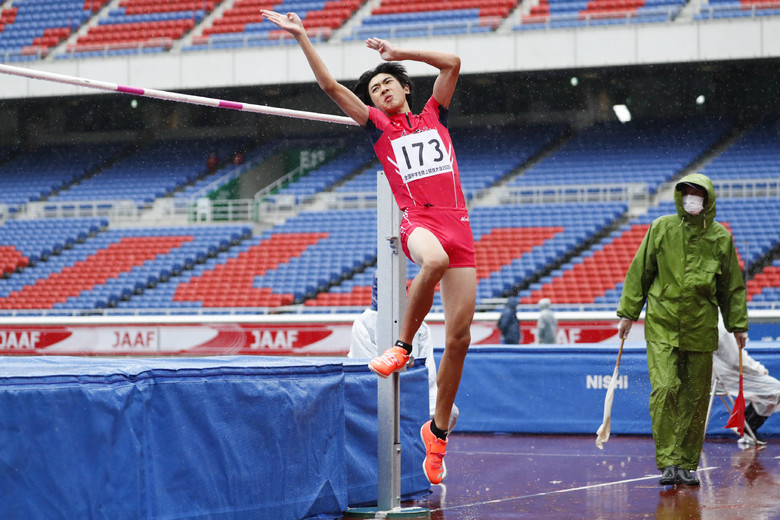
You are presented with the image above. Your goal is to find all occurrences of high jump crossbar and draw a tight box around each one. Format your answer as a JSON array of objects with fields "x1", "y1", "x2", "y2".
[{"x1": 0, "y1": 63, "x2": 358, "y2": 126}]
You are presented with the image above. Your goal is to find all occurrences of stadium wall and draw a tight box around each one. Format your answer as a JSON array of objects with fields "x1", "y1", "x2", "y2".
[{"x1": 1, "y1": 312, "x2": 778, "y2": 355}]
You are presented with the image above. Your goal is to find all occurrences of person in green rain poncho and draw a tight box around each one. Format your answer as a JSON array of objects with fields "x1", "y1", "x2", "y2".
[{"x1": 616, "y1": 172, "x2": 748, "y2": 487}]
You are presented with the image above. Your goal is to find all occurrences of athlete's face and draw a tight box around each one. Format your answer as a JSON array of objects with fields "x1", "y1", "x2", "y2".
[{"x1": 368, "y1": 73, "x2": 410, "y2": 114}]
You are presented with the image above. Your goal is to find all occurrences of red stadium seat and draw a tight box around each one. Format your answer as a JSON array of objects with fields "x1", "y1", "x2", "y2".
[
  {"x1": 521, "y1": 224, "x2": 651, "y2": 305},
  {"x1": 174, "y1": 233, "x2": 327, "y2": 308}
]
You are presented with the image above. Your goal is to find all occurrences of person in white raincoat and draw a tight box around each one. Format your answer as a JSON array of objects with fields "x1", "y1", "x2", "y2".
[
  {"x1": 714, "y1": 315, "x2": 780, "y2": 444},
  {"x1": 349, "y1": 273, "x2": 458, "y2": 431}
]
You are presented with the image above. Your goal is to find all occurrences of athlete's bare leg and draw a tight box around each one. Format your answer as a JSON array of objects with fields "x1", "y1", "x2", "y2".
[
  {"x1": 434, "y1": 266, "x2": 476, "y2": 431},
  {"x1": 403, "y1": 227, "x2": 475, "y2": 432},
  {"x1": 400, "y1": 227, "x2": 449, "y2": 345}
]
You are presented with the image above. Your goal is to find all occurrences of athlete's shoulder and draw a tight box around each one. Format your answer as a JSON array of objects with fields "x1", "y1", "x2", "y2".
[
  {"x1": 365, "y1": 106, "x2": 391, "y2": 144},
  {"x1": 366, "y1": 106, "x2": 390, "y2": 128},
  {"x1": 421, "y1": 96, "x2": 441, "y2": 116},
  {"x1": 421, "y1": 95, "x2": 448, "y2": 128}
]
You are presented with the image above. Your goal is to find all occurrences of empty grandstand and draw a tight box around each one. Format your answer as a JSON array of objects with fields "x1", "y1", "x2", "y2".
[{"x1": 0, "y1": 0, "x2": 777, "y2": 319}]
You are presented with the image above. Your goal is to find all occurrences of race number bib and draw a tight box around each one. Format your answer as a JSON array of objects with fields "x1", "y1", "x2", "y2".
[{"x1": 390, "y1": 129, "x2": 454, "y2": 184}]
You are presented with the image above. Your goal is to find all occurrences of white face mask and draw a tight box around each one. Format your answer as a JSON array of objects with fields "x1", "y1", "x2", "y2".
[{"x1": 682, "y1": 194, "x2": 704, "y2": 215}]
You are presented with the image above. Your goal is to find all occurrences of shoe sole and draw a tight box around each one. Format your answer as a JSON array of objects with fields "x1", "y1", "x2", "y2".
[
  {"x1": 369, "y1": 364, "x2": 391, "y2": 379},
  {"x1": 738, "y1": 437, "x2": 768, "y2": 447}
]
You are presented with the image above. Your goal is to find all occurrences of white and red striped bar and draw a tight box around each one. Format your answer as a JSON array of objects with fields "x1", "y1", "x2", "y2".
[{"x1": 0, "y1": 63, "x2": 358, "y2": 126}]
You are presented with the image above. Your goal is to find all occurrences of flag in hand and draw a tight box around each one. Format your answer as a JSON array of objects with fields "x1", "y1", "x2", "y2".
[
  {"x1": 596, "y1": 338, "x2": 625, "y2": 449},
  {"x1": 724, "y1": 348, "x2": 745, "y2": 436}
]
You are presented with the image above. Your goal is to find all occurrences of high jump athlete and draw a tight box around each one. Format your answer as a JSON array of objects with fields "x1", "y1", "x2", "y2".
[{"x1": 261, "y1": 10, "x2": 476, "y2": 485}]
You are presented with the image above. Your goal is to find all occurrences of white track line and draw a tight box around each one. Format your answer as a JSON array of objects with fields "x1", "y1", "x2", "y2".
[{"x1": 434, "y1": 466, "x2": 718, "y2": 513}]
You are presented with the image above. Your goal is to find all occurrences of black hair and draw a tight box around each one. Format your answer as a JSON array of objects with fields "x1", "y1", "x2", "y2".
[{"x1": 353, "y1": 62, "x2": 413, "y2": 107}]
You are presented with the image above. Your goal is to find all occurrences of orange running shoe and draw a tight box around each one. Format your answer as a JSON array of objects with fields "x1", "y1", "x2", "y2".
[
  {"x1": 369, "y1": 345, "x2": 410, "y2": 378},
  {"x1": 420, "y1": 420, "x2": 448, "y2": 485}
]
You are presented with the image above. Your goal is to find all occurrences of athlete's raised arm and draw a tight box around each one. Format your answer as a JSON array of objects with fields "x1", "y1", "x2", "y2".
[
  {"x1": 261, "y1": 10, "x2": 369, "y2": 126},
  {"x1": 365, "y1": 38, "x2": 460, "y2": 109}
]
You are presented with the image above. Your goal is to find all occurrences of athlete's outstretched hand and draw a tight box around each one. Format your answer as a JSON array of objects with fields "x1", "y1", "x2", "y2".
[
  {"x1": 261, "y1": 10, "x2": 304, "y2": 37},
  {"x1": 366, "y1": 38, "x2": 400, "y2": 61}
]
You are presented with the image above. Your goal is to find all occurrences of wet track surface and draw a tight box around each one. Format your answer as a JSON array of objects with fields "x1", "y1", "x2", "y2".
[{"x1": 344, "y1": 433, "x2": 780, "y2": 519}]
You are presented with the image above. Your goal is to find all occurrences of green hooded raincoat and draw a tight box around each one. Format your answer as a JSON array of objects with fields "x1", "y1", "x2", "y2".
[{"x1": 617, "y1": 172, "x2": 748, "y2": 470}]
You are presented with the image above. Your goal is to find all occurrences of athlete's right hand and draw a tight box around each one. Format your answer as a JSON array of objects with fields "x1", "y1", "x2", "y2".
[{"x1": 261, "y1": 10, "x2": 304, "y2": 37}]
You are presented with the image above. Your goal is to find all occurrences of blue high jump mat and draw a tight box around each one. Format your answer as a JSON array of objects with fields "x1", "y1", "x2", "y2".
[{"x1": 0, "y1": 356, "x2": 430, "y2": 520}]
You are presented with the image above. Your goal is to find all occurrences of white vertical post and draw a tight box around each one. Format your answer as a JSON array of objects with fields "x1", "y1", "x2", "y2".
[{"x1": 376, "y1": 170, "x2": 406, "y2": 511}]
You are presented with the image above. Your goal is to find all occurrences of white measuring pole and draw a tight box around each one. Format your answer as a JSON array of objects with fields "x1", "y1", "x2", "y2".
[{"x1": 376, "y1": 170, "x2": 406, "y2": 511}]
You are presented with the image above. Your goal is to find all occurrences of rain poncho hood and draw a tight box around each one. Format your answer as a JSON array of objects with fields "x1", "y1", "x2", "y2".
[
  {"x1": 673, "y1": 172, "x2": 716, "y2": 227},
  {"x1": 498, "y1": 297, "x2": 521, "y2": 344},
  {"x1": 617, "y1": 173, "x2": 748, "y2": 352}
]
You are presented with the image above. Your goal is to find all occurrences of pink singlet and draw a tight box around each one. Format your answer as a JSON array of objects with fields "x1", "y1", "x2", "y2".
[{"x1": 364, "y1": 96, "x2": 476, "y2": 268}]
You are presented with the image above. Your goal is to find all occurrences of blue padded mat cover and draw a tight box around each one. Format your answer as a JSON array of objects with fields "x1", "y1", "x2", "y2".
[
  {"x1": 0, "y1": 356, "x2": 432, "y2": 519},
  {"x1": 0, "y1": 356, "x2": 348, "y2": 519}
]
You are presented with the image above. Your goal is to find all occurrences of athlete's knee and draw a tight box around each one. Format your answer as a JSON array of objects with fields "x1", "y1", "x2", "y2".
[
  {"x1": 446, "y1": 327, "x2": 471, "y2": 356},
  {"x1": 419, "y1": 254, "x2": 449, "y2": 279}
]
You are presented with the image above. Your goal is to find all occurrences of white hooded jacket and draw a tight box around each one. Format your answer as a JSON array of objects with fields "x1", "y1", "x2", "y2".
[{"x1": 714, "y1": 316, "x2": 780, "y2": 417}]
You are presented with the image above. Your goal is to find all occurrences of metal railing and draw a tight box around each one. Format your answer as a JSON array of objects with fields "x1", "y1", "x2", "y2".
[
  {"x1": 498, "y1": 183, "x2": 650, "y2": 204},
  {"x1": 19, "y1": 199, "x2": 140, "y2": 220},
  {"x1": 696, "y1": 1, "x2": 780, "y2": 20},
  {"x1": 0, "y1": 46, "x2": 50, "y2": 62},
  {"x1": 516, "y1": 6, "x2": 680, "y2": 29},
  {"x1": 187, "y1": 198, "x2": 256, "y2": 222},
  {"x1": 61, "y1": 38, "x2": 174, "y2": 57},
  {"x1": 350, "y1": 17, "x2": 501, "y2": 40},
  {"x1": 713, "y1": 178, "x2": 780, "y2": 198},
  {"x1": 254, "y1": 164, "x2": 307, "y2": 203},
  {"x1": 188, "y1": 29, "x2": 330, "y2": 50},
  {"x1": 320, "y1": 191, "x2": 379, "y2": 210},
  {"x1": 7, "y1": 178, "x2": 775, "y2": 226}
]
